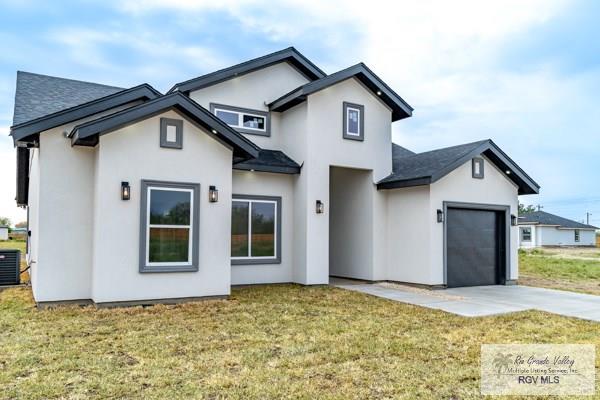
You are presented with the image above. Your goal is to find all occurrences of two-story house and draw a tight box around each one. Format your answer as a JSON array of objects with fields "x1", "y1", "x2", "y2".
[{"x1": 10, "y1": 47, "x2": 539, "y2": 306}]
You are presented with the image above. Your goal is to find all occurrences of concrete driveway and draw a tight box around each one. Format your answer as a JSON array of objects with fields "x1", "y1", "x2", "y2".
[{"x1": 331, "y1": 278, "x2": 600, "y2": 322}]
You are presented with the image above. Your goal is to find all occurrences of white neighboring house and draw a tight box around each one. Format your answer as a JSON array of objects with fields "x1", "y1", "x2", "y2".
[
  {"x1": 0, "y1": 226, "x2": 8, "y2": 241},
  {"x1": 518, "y1": 211, "x2": 597, "y2": 248},
  {"x1": 9, "y1": 47, "x2": 540, "y2": 306}
]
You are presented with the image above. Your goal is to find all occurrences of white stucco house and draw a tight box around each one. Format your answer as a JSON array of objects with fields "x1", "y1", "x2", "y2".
[
  {"x1": 518, "y1": 211, "x2": 597, "y2": 248},
  {"x1": 0, "y1": 226, "x2": 8, "y2": 241},
  {"x1": 10, "y1": 47, "x2": 540, "y2": 306}
]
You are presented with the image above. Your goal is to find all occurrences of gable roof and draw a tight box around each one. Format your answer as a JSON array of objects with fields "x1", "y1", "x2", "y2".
[
  {"x1": 269, "y1": 63, "x2": 413, "y2": 121},
  {"x1": 519, "y1": 211, "x2": 598, "y2": 230},
  {"x1": 10, "y1": 84, "x2": 161, "y2": 145},
  {"x1": 69, "y1": 92, "x2": 259, "y2": 159},
  {"x1": 233, "y1": 149, "x2": 301, "y2": 174},
  {"x1": 392, "y1": 143, "x2": 416, "y2": 159},
  {"x1": 168, "y1": 47, "x2": 326, "y2": 94},
  {"x1": 377, "y1": 139, "x2": 540, "y2": 195},
  {"x1": 13, "y1": 71, "x2": 124, "y2": 126}
]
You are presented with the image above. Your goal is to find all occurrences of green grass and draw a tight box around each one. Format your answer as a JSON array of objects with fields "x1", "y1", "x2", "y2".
[
  {"x1": 1, "y1": 284, "x2": 599, "y2": 399},
  {"x1": 0, "y1": 240, "x2": 25, "y2": 253},
  {"x1": 519, "y1": 250, "x2": 600, "y2": 295}
]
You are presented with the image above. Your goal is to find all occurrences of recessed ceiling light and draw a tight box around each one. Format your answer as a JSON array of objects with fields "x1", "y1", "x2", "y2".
[
  {"x1": 506, "y1": 170, "x2": 511, "y2": 175},
  {"x1": 376, "y1": 90, "x2": 382, "y2": 96},
  {"x1": 250, "y1": 169, "x2": 255, "y2": 172},
  {"x1": 211, "y1": 129, "x2": 217, "y2": 134}
]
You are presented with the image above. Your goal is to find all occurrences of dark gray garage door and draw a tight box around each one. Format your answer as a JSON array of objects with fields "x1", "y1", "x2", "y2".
[{"x1": 446, "y1": 208, "x2": 505, "y2": 288}]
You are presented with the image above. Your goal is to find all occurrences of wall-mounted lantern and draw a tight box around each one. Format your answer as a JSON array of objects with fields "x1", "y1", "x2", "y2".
[
  {"x1": 511, "y1": 214, "x2": 517, "y2": 226},
  {"x1": 209, "y1": 185, "x2": 219, "y2": 203},
  {"x1": 316, "y1": 200, "x2": 324, "y2": 214},
  {"x1": 437, "y1": 209, "x2": 444, "y2": 223},
  {"x1": 121, "y1": 181, "x2": 131, "y2": 201}
]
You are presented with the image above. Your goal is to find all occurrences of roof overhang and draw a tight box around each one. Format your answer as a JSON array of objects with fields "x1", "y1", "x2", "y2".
[
  {"x1": 168, "y1": 47, "x2": 326, "y2": 94},
  {"x1": 377, "y1": 139, "x2": 540, "y2": 195},
  {"x1": 269, "y1": 63, "x2": 413, "y2": 121},
  {"x1": 10, "y1": 84, "x2": 161, "y2": 146},
  {"x1": 69, "y1": 92, "x2": 260, "y2": 160}
]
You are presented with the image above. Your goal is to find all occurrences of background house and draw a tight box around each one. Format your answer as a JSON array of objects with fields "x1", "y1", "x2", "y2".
[
  {"x1": 0, "y1": 226, "x2": 8, "y2": 241},
  {"x1": 518, "y1": 211, "x2": 597, "y2": 248}
]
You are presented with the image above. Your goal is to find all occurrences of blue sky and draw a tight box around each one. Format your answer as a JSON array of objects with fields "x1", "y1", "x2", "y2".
[{"x1": 0, "y1": 0, "x2": 599, "y2": 225}]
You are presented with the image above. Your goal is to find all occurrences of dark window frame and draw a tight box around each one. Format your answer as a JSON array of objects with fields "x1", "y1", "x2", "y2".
[
  {"x1": 159, "y1": 118, "x2": 183, "y2": 149},
  {"x1": 342, "y1": 101, "x2": 364, "y2": 141},
  {"x1": 209, "y1": 103, "x2": 270, "y2": 137},
  {"x1": 231, "y1": 194, "x2": 282, "y2": 265},
  {"x1": 520, "y1": 227, "x2": 532, "y2": 242},
  {"x1": 472, "y1": 157, "x2": 484, "y2": 179},
  {"x1": 574, "y1": 229, "x2": 580, "y2": 242},
  {"x1": 139, "y1": 179, "x2": 200, "y2": 273}
]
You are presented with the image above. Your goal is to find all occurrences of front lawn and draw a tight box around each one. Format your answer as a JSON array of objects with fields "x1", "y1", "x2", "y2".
[
  {"x1": 0, "y1": 285, "x2": 599, "y2": 399},
  {"x1": 519, "y1": 248, "x2": 600, "y2": 295}
]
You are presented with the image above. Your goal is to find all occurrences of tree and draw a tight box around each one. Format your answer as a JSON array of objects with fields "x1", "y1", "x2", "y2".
[
  {"x1": 518, "y1": 204, "x2": 536, "y2": 214},
  {"x1": 0, "y1": 217, "x2": 11, "y2": 227},
  {"x1": 15, "y1": 221, "x2": 27, "y2": 228}
]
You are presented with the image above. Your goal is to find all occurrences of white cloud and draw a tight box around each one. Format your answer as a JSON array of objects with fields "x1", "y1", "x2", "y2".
[{"x1": 0, "y1": 128, "x2": 26, "y2": 226}]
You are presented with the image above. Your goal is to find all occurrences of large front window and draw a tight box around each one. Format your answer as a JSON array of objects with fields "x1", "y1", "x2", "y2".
[
  {"x1": 231, "y1": 195, "x2": 281, "y2": 264},
  {"x1": 140, "y1": 180, "x2": 199, "y2": 272}
]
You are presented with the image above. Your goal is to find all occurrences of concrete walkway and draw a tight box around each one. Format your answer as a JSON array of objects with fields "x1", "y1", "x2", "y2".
[{"x1": 331, "y1": 278, "x2": 600, "y2": 322}]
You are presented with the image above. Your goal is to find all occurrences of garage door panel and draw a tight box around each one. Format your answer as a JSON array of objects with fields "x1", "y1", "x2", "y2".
[{"x1": 446, "y1": 208, "x2": 502, "y2": 288}]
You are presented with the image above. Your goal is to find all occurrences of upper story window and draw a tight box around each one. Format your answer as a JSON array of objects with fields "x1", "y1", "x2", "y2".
[
  {"x1": 160, "y1": 118, "x2": 183, "y2": 149},
  {"x1": 472, "y1": 157, "x2": 484, "y2": 179},
  {"x1": 343, "y1": 102, "x2": 364, "y2": 141},
  {"x1": 210, "y1": 103, "x2": 270, "y2": 137},
  {"x1": 139, "y1": 180, "x2": 200, "y2": 273}
]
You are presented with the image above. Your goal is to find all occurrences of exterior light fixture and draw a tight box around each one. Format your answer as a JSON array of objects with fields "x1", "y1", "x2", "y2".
[
  {"x1": 316, "y1": 200, "x2": 324, "y2": 214},
  {"x1": 209, "y1": 185, "x2": 219, "y2": 203},
  {"x1": 121, "y1": 181, "x2": 131, "y2": 200},
  {"x1": 376, "y1": 90, "x2": 382, "y2": 96},
  {"x1": 437, "y1": 209, "x2": 444, "y2": 223},
  {"x1": 211, "y1": 129, "x2": 217, "y2": 134},
  {"x1": 505, "y1": 170, "x2": 511, "y2": 175},
  {"x1": 511, "y1": 214, "x2": 517, "y2": 226}
]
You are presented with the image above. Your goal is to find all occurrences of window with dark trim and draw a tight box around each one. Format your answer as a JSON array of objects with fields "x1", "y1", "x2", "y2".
[
  {"x1": 574, "y1": 229, "x2": 580, "y2": 242},
  {"x1": 520, "y1": 227, "x2": 532, "y2": 242},
  {"x1": 343, "y1": 102, "x2": 364, "y2": 141},
  {"x1": 472, "y1": 157, "x2": 484, "y2": 179},
  {"x1": 210, "y1": 103, "x2": 270, "y2": 136},
  {"x1": 160, "y1": 118, "x2": 183, "y2": 149},
  {"x1": 139, "y1": 180, "x2": 200, "y2": 272},
  {"x1": 231, "y1": 195, "x2": 281, "y2": 265}
]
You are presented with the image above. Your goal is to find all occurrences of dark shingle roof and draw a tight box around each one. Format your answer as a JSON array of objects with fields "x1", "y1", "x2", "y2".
[
  {"x1": 519, "y1": 211, "x2": 598, "y2": 229},
  {"x1": 269, "y1": 63, "x2": 413, "y2": 121},
  {"x1": 233, "y1": 149, "x2": 301, "y2": 174},
  {"x1": 392, "y1": 143, "x2": 416, "y2": 160},
  {"x1": 377, "y1": 139, "x2": 540, "y2": 195},
  {"x1": 13, "y1": 71, "x2": 124, "y2": 125}
]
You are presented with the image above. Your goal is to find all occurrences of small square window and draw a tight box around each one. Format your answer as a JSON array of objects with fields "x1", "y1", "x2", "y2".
[
  {"x1": 343, "y1": 102, "x2": 364, "y2": 141},
  {"x1": 472, "y1": 158, "x2": 484, "y2": 179},
  {"x1": 160, "y1": 118, "x2": 183, "y2": 149},
  {"x1": 520, "y1": 227, "x2": 532, "y2": 242}
]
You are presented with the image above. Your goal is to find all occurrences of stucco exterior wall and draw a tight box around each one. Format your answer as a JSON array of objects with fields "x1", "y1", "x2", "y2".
[
  {"x1": 0, "y1": 227, "x2": 8, "y2": 241},
  {"x1": 429, "y1": 157, "x2": 520, "y2": 282},
  {"x1": 297, "y1": 78, "x2": 393, "y2": 284},
  {"x1": 535, "y1": 226, "x2": 596, "y2": 246},
  {"x1": 189, "y1": 62, "x2": 310, "y2": 150},
  {"x1": 386, "y1": 186, "x2": 432, "y2": 284},
  {"x1": 91, "y1": 109, "x2": 233, "y2": 303},
  {"x1": 329, "y1": 167, "x2": 374, "y2": 280},
  {"x1": 231, "y1": 170, "x2": 295, "y2": 285}
]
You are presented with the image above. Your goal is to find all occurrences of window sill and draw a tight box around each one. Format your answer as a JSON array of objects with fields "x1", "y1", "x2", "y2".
[
  {"x1": 139, "y1": 265, "x2": 199, "y2": 273},
  {"x1": 231, "y1": 258, "x2": 281, "y2": 266}
]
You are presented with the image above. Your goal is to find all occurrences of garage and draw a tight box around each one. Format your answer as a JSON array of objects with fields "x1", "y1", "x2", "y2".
[{"x1": 446, "y1": 206, "x2": 507, "y2": 288}]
